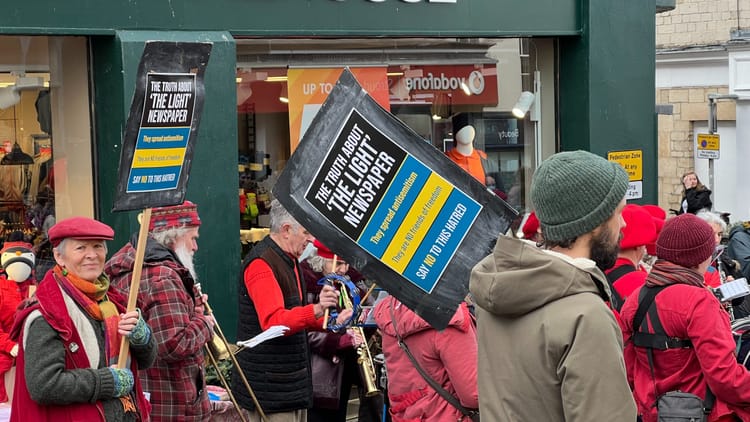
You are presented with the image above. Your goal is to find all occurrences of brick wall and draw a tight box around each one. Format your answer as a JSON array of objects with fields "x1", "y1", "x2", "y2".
[
  {"x1": 656, "y1": 0, "x2": 750, "y2": 48},
  {"x1": 656, "y1": 86, "x2": 736, "y2": 212}
]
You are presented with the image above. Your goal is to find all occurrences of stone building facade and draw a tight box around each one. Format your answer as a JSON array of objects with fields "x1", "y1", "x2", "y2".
[{"x1": 655, "y1": 0, "x2": 750, "y2": 218}]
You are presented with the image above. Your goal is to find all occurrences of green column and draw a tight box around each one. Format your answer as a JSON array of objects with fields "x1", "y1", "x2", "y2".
[
  {"x1": 559, "y1": 0, "x2": 657, "y2": 204},
  {"x1": 92, "y1": 31, "x2": 240, "y2": 340}
]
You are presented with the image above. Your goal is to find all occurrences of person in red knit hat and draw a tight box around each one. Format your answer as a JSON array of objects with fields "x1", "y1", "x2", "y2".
[
  {"x1": 620, "y1": 213, "x2": 750, "y2": 422},
  {"x1": 641, "y1": 205, "x2": 666, "y2": 259},
  {"x1": 604, "y1": 204, "x2": 657, "y2": 310},
  {"x1": 519, "y1": 211, "x2": 542, "y2": 242},
  {"x1": 106, "y1": 201, "x2": 214, "y2": 422}
]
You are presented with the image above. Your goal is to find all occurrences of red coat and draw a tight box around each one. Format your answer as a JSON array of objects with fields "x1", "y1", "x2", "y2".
[
  {"x1": 10, "y1": 271, "x2": 151, "y2": 421},
  {"x1": 0, "y1": 276, "x2": 22, "y2": 402},
  {"x1": 374, "y1": 297, "x2": 478, "y2": 422},
  {"x1": 620, "y1": 283, "x2": 750, "y2": 422},
  {"x1": 606, "y1": 257, "x2": 648, "y2": 302}
]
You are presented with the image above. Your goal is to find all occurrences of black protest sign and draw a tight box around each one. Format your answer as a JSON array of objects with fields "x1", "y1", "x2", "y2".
[
  {"x1": 113, "y1": 41, "x2": 212, "y2": 212},
  {"x1": 274, "y1": 69, "x2": 517, "y2": 330}
]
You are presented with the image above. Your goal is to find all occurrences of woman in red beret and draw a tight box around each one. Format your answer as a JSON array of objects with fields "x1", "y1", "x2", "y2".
[{"x1": 9, "y1": 216, "x2": 156, "y2": 422}]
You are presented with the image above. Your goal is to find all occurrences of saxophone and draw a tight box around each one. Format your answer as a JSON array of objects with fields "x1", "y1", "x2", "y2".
[{"x1": 338, "y1": 280, "x2": 380, "y2": 397}]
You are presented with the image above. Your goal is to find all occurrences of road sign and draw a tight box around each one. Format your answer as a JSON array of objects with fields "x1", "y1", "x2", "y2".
[
  {"x1": 696, "y1": 133, "x2": 720, "y2": 159},
  {"x1": 607, "y1": 149, "x2": 643, "y2": 199}
]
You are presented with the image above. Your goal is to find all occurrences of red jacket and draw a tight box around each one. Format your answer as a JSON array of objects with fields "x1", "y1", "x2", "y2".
[
  {"x1": 374, "y1": 297, "x2": 478, "y2": 422},
  {"x1": 620, "y1": 283, "x2": 750, "y2": 422},
  {"x1": 0, "y1": 276, "x2": 21, "y2": 402},
  {"x1": 10, "y1": 271, "x2": 150, "y2": 422},
  {"x1": 606, "y1": 257, "x2": 648, "y2": 302}
]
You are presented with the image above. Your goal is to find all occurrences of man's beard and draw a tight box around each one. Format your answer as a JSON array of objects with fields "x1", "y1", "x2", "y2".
[
  {"x1": 174, "y1": 243, "x2": 197, "y2": 280},
  {"x1": 590, "y1": 225, "x2": 621, "y2": 271}
]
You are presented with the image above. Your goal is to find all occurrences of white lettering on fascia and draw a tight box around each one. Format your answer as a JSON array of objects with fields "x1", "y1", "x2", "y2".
[{"x1": 336, "y1": 0, "x2": 457, "y2": 3}]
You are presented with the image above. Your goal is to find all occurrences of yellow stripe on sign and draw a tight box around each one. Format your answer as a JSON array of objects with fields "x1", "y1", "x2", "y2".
[
  {"x1": 132, "y1": 148, "x2": 186, "y2": 168},
  {"x1": 381, "y1": 173, "x2": 453, "y2": 273}
]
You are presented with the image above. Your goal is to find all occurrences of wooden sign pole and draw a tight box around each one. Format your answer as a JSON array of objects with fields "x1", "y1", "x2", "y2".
[{"x1": 117, "y1": 208, "x2": 152, "y2": 368}]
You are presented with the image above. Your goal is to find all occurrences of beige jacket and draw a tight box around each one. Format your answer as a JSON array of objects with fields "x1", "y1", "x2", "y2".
[{"x1": 469, "y1": 234, "x2": 637, "y2": 421}]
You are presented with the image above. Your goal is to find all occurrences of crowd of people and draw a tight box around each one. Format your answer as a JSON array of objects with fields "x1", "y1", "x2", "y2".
[{"x1": 3, "y1": 148, "x2": 750, "y2": 421}]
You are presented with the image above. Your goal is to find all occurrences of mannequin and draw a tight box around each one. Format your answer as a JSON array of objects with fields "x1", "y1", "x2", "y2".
[{"x1": 446, "y1": 113, "x2": 487, "y2": 183}]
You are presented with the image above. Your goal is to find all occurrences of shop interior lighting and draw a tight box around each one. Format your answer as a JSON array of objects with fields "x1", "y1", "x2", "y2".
[
  {"x1": 1, "y1": 142, "x2": 34, "y2": 165},
  {"x1": 0, "y1": 76, "x2": 46, "y2": 109},
  {"x1": 1, "y1": 106, "x2": 34, "y2": 166},
  {"x1": 512, "y1": 91, "x2": 535, "y2": 118}
]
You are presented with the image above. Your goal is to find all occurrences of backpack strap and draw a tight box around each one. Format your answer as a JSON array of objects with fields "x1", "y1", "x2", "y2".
[
  {"x1": 632, "y1": 285, "x2": 715, "y2": 415},
  {"x1": 604, "y1": 264, "x2": 635, "y2": 312}
]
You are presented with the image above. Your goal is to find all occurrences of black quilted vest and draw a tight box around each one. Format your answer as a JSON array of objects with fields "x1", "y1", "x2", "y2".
[{"x1": 231, "y1": 236, "x2": 312, "y2": 413}]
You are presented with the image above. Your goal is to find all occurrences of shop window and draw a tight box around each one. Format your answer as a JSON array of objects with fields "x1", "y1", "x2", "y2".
[
  {"x1": 0, "y1": 36, "x2": 93, "y2": 279},
  {"x1": 235, "y1": 38, "x2": 552, "y2": 243}
]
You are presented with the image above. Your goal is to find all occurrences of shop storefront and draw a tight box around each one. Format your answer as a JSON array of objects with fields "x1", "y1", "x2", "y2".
[{"x1": 0, "y1": 0, "x2": 659, "y2": 338}]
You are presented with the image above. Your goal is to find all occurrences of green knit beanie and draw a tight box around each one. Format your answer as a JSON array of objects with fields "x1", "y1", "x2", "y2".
[{"x1": 530, "y1": 150, "x2": 629, "y2": 242}]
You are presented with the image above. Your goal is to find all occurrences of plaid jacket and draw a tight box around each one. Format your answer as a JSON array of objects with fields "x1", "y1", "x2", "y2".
[{"x1": 106, "y1": 236, "x2": 213, "y2": 422}]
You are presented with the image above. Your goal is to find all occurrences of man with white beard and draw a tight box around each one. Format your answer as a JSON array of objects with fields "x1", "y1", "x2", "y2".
[{"x1": 106, "y1": 201, "x2": 214, "y2": 421}]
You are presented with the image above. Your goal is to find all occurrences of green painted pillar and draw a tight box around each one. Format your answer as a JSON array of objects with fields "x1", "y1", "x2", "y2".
[
  {"x1": 92, "y1": 31, "x2": 240, "y2": 340},
  {"x1": 559, "y1": 0, "x2": 657, "y2": 204}
]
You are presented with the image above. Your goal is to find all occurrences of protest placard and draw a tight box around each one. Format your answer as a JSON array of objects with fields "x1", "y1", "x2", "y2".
[{"x1": 274, "y1": 69, "x2": 517, "y2": 329}]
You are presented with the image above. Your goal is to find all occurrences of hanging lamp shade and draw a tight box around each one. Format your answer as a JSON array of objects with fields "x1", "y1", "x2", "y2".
[{"x1": 1, "y1": 142, "x2": 34, "y2": 165}]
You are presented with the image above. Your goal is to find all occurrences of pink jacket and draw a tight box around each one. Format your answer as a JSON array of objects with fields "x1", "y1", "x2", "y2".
[{"x1": 374, "y1": 297, "x2": 478, "y2": 422}]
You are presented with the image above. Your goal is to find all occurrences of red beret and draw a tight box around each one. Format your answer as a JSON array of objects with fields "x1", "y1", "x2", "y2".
[
  {"x1": 313, "y1": 239, "x2": 336, "y2": 260},
  {"x1": 521, "y1": 212, "x2": 540, "y2": 240},
  {"x1": 48, "y1": 217, "x2": 115, "y2": 247},
  {"x1": 620, "y1": 204, "x2": 657, "y2": 249},
  {"x1": 642, "y1": 204, "x2": 667, "y2": 255},
  {"x1": 149, "y1": 201, "x2": 201, "y2": 231}
]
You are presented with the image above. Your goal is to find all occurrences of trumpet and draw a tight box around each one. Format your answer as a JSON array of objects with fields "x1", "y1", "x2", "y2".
[
  {"x1": 334, "y1": 277, "x2": 380, "y2": 397},
  {"x1": 195, "y1": 283, "x2": 268, "y2": 422}
]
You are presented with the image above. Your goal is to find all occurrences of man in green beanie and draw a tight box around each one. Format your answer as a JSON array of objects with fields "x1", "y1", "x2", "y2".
[{"x1": 469, "y1": 150, "x2": 636, "y2": 421}]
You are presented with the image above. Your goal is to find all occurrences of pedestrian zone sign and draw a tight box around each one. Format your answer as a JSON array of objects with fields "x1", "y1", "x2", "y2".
[{"x1": 696, "y1": 133, "x2": 720, "y2": 159}]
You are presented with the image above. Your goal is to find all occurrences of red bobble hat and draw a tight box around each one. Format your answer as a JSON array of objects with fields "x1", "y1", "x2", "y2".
[
  {"x1": 48, "y1": 217, "x2": 115, "y2": 247},
  {"x1": 620, "y1": 204, "x2": 657, "y2": 249},
  {"x1": 642, "y1": 204, "x2": 667, "y2": 255},
  {"x1": 521, "y1": 212, "x2": 540, "y2": 240},
  {"x1": 149, "y1": 201, "x2": 201, "y2": 231},
  {"x1": 313, "y1": 239, "x2": 336, "y2": 260},
  {"x1": 656, "y1": 213, "x2": 715, "y2": 268}
]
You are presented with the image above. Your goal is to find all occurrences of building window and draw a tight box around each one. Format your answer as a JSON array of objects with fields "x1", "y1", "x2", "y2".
[
  {"x1": 0, "y1": 35, "x2": 93, "y2": 279},
  {"x1": 235, "y1": 38, "x2": 551, "y2": 242}
]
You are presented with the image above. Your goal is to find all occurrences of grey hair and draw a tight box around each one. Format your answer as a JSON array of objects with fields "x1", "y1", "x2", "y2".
[
  {"x1": 151, "y1": 226, "x2": 192, "y2": 249},
  {"x1": 269, "y1": 199, "x2": 300, "y2": 233},
  {"x1": 54, "y1": 238, "x2": 108, "y2": 257},
  {"x1": 307, "y1": 255, "x2": 328, "y2": 273},
  {"x1": 695, "y1": 210, "x2": 727, "y2": 232}
]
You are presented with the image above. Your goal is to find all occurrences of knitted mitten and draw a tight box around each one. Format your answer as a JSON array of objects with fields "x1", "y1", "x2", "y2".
[
  {"x1": 109, "y1": 367, "x2": 134, "y2": 397},
  {"x1": 128, "y1": 310, "x2": 151, "y2": 346}
]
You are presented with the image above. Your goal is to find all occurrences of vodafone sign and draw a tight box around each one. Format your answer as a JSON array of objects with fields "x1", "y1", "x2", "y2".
[{"x1": 388, "y1": 65, "x2": 498, "y2": 106}]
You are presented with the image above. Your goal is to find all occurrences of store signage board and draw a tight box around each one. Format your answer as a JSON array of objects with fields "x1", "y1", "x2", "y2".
[
  {"x1": 696, "y1": 133, "x2": 720, "y2": 159},
  {"x1": 113, "y1": 41, "x2": 212, "y2": 212},
  {"x1": 274, "y1": 69, "x2": 518, "y2": 330}
]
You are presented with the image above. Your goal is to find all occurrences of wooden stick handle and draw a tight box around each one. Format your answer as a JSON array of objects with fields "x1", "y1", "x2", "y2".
[{"x1": 117, "y1": 208, "x2": 152, "y2": 369}]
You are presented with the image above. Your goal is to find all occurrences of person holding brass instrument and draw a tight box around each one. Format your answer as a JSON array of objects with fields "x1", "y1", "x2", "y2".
[
  {"x1": 106, "y1": 201, "x2": 214, "y2": 421},
  {"x1": 302, "y1": 239, "x2": 382, "y2": 422},
  {"x1": 234, "y1": 199, "x2": 351, "y2": 422}
]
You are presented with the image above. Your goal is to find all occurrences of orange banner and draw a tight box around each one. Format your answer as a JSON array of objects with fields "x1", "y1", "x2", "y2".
[{"x1": 287, "y1": 68, "x2": 390, "y2": 152}]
